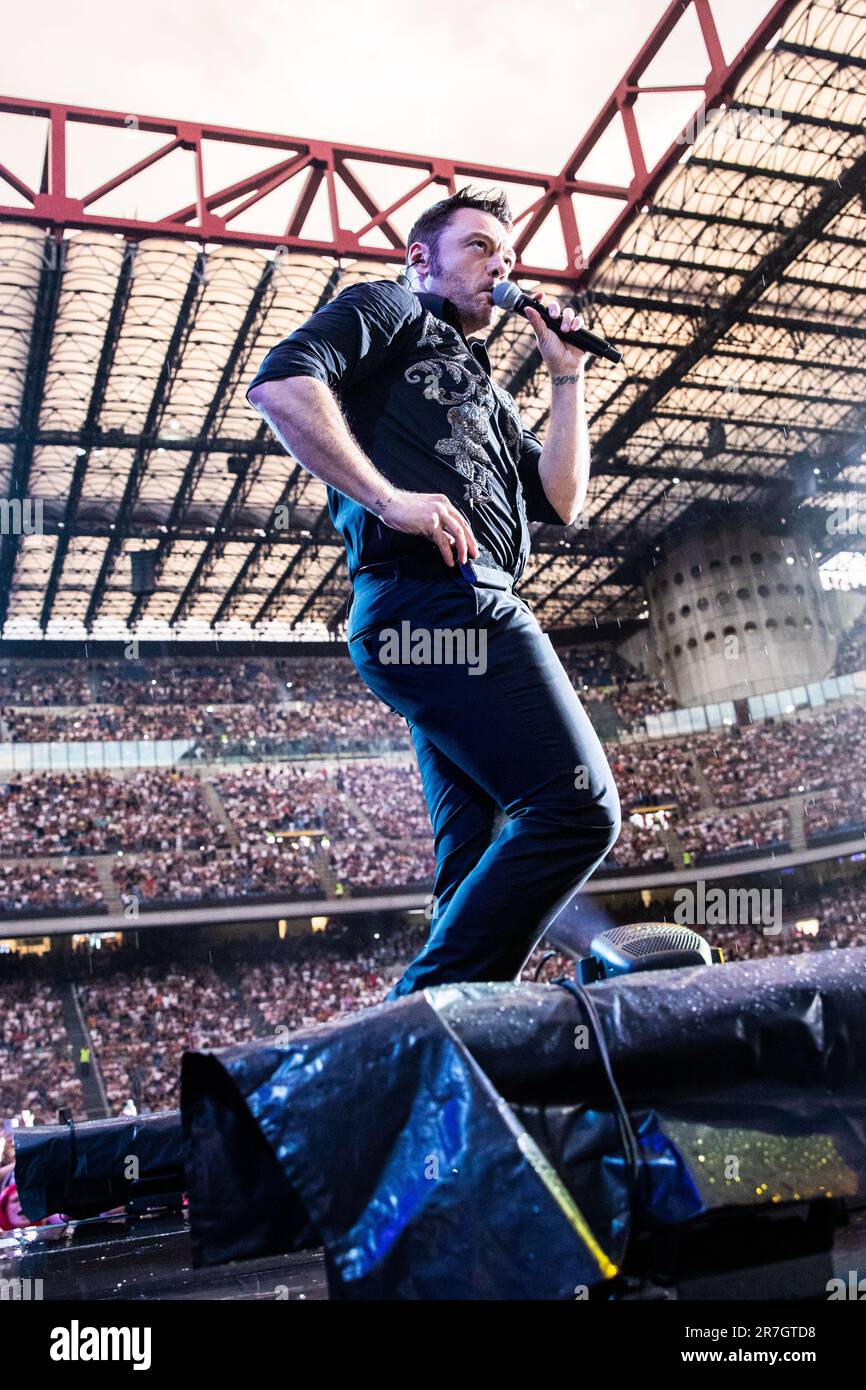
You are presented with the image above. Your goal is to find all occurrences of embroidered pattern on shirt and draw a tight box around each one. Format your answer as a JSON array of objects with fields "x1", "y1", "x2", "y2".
[
  {"x1": 436, "y1": 401, "x2": 495, "y2": 506},
  {"x1": 416, "y1": 311, "x2": 457, "y2": 354},
  {"x1": 404, "y1": 340, "x2": 500, "y2": 508}
]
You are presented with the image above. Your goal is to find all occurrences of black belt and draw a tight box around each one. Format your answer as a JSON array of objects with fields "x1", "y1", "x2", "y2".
[{"x1": 353, "y1": 553, "x2": 517, "y2": 591}]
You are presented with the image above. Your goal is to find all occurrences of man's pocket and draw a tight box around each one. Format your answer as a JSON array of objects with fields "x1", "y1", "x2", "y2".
[{"x1": 347, "y1": 572, "x2": 479, "y2": 644}]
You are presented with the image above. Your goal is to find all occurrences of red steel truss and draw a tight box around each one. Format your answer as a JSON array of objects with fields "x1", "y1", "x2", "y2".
[{"x1": 0, "y1": 0, "x2": 796, "y2": 283}]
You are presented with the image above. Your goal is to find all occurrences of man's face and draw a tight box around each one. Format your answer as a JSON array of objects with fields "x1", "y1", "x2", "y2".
[{"x1": 409, "y1": 207, "x2": 516, "y2": 335}]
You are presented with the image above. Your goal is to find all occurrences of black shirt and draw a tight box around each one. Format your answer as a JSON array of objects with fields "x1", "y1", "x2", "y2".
[{"x1": 245, "y1": 278, "x2": 564, "y2": 581}]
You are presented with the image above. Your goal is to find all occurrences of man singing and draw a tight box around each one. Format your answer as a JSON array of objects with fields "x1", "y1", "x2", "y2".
[{"x1": 246, "y1": 186, "x2": 620, "y2": 998}]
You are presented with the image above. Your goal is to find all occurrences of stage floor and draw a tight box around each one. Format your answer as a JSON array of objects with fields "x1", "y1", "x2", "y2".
[
  {"x1": 0, "y1": 1213, "x2": 328, "y2": 1300},
  {"x1": 5, "y1": 1205, "x2": 866, "y2": 1301}
]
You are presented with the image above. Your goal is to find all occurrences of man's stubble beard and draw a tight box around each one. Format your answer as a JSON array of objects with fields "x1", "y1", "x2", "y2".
[{"x1": 429, "y1": 250, "x2": 492, "y2": 334}]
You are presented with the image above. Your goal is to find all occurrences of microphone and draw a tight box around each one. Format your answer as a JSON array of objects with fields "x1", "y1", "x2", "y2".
[{"x1": 491, "y1": 281, "x2": 623, "y2": 365}]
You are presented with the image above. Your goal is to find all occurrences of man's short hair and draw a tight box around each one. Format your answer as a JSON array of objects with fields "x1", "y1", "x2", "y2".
[{"x1": 406, "y1": 186, "x2": 513, "y2": 273}]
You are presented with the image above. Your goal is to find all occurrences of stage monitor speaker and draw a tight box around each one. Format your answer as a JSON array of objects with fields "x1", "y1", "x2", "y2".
[
  {"x1": 576, "y1": 921, "x2": 724, "y2": 981},
  {"x1": 130, "y1": 552, "x2": 156, "y2": 595}
]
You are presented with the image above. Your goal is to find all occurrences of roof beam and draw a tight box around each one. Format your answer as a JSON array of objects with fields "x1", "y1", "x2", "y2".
[
  {"x1": 292, "y1": 551, "x2": 346, "y2": 629},
  {"x1": 629, "y1": 377, "x2": 864, "y2": 410},
  {"x1": 209, "y1": 464, "x2": 308, "y2": 626},
  {"x1": 646, "y1": 204, "x2": 866, "y2": 250},
  {"x1": 83, "y1": 254, "x2": 208, "y2": 629},
  {"x1": 569, "y1": 138, "x2": 866, "y2": 481},
  {"x1": 0, "y1": 234, "x2": 65, "y2": 633},
  {"x1": 686, "y1": 156, "x2": 832, "y2": 187},
  {"x1": 729, "y1": 101, "x2": 866, "y2": 137},
  {"x1": 534, "y1": 487, "x2": 669, "y2": 620},
  {"x1": 127, "y1": 254, "x2": 279, "y2": 626},
  {"x1": 583, "y1": 290, "x2": 866, "y2": 341},
  {"x1": 649, "y1": 408, "x2": 852, "y2": 438},
  {"x1": 168, "y1": 267, "x2": 341, "y2": 625},
  {"x1": 606, "y1": 340, "x2": 866, "y2": 377},
  {"x1": 606, "y1": 253, "x2": 866, "y2": 303},
  {"x1": 0, "y1": 2, "x2": 797, "y2": 290},
  {"x1": 556, "y1": 0, "x2": 799, "y2": 271},
  {"x1": 39, "y1": 241, "x2": 136, "y2": 631},
  {"x1": 774, "y1": 40, "x2": 866, "y2": 70},
  {"x1": 0, "y1": 97, "x2": 612, "y2": 285},
  {"x1": 251, "y1": 507, "x2": 339, "y2": 628}
]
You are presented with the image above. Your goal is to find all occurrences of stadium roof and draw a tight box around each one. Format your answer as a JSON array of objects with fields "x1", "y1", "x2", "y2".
[{"x1": 1, "y1": 0, "x2": 865, "y2": 644}]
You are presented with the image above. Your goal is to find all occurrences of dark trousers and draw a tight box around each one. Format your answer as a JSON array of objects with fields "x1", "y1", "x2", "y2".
[{"x1": 346, "y1": 557, "x2": 621, "y2": 998}]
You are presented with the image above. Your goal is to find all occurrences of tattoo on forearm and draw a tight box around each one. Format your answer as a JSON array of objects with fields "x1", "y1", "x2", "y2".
[{"x1": 552, "y1": 373, "x2": 581, "y2": 386}]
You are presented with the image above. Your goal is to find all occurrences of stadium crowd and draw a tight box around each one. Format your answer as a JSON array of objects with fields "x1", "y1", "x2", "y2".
[
  {"x1": 0, "y1": 770, "x2": 222, "y2": 855},
  {"x1": 79, "y1": 964, "x2": 256, "y2": 1113},
  {"x1": 213, "y1": 765, "x2": 361, "y2": 838},
  {"x1": 610, "y1": 679, "x2": 673, "y2": 732},
  {"x1": 91, "y1": 660, "x2": 277, "y2": 707},
  {"x1": 804, "y1": 788, "x2": 866, "y2": 841},
  {"x1": 327, "y1": 839, "x2": 435, "y2": 892},
  {"x1": 607, "y1": 740, "x2": 700, "y2": 808},
  {"x1": 199, "y1": 697, "x2": 408, "y2": 757},
  {"x1": 678, "y1": 807, "x2": 792, "y2": 862},
  {"x1": 602, "y1": 818, "x2": 672, "y2": 870},
  {"x1": 112, "y1": 842, "x2": 322, "y2": 905},
  {"x1": 0, "y1": 980, "x2": 85, "y2": 1123},
  {"x1": 833, "y1": 609, "x2": 866, "y2": 677},
  {"x1": 0, "y1": 654, "x2": 863, "y2": 912},
  {"x1": 0, "y1": 664, "x2": 92, "y2": 706},
  {"x1": 0, "y1": 861, "x2": 105, "y2": 916},
  {"x1": 1, "y1": 696, "x2": 409, "y2": 756},
  {"x1": 700, "y1": 706, "x2": 866, "y2": 806},
  {"x1": 2, "y1": 705, "x2": 210, "y2": 743},
  {"x1": 337, "y1": 763, "x2": 431, "y2": 839}
]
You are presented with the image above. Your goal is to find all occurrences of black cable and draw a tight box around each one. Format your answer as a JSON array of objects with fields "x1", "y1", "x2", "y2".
[
  {"x1": 532, "y1": 949, "x2": 558, "y2": 980},
  {"x1": 553, "y1": 975, "x2": 646, "y2": 1239}
]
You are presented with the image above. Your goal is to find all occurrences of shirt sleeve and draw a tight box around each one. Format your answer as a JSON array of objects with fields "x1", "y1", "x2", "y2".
[
  {"x1": 517, "y1": 425, "x2": 566, "y2": 525},
  {"x1": 245, "y1": 279, "x2": 418, "y2": 402}
]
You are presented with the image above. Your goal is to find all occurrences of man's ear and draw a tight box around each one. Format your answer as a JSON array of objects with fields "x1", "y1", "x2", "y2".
[{"x1": 406, "y1": 242, "x2": 428, "y2": 284}]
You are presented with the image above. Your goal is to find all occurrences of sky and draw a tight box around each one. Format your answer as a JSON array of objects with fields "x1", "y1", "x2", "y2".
[
  {"x1": 1, "y1": 0, "x2": 774, "y2": 221},
  {"x1": 4, "y1": 0, "x2": 685, "y2": 171}
]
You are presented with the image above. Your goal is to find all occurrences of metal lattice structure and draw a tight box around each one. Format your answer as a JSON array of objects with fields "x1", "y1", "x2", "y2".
[{"x1": 1, "y1": 0, "x2": 865, "y2": 642}]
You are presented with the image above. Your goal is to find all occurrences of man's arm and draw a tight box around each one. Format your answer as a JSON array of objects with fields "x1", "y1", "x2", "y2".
[
  {"x1": 536, "y1": 368, "x2": 590, "y2": 526},
  {"x1": 521, "y1": 297, "x2": 594, "y2": 526},
  {"x1": 247, "y1": 376, "x2": 479, "y2": 567}
]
